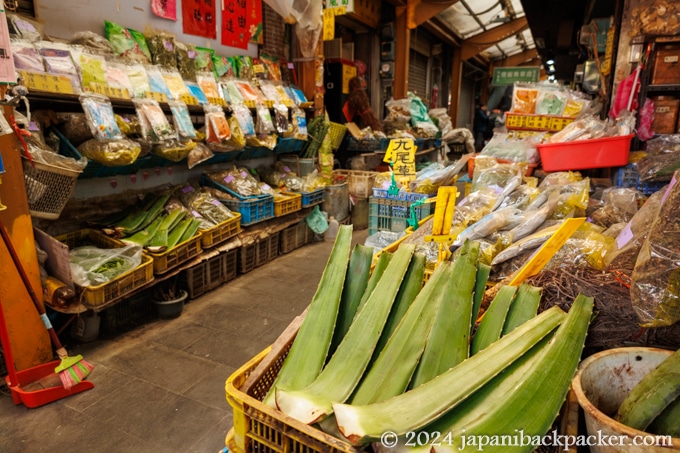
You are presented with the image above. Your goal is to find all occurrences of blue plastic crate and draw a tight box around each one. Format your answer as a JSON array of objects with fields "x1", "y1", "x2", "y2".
[
  {"x1": 299, "y1": 188, "x2": 325, "y2": 207},
  {"x1": 200, "y1": 176, "x2": 274, "y2": 226},
  {"x1": 275, "y1": 138, "x2": 306, "y2": 155},
  {"x1": 371, "y1": 188, "x2": 434, "y2": 201},
  {"x1": 614, "y1": 165, "x2": 667, "y2": 196}
]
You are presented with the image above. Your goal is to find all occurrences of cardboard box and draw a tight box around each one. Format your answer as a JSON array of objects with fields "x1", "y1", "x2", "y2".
[{"x1": 651, "y1": 45, "x2": 680, "y2": 85}]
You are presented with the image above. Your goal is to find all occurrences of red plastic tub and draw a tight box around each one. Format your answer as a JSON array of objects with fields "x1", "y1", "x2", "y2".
[{"x1": 537, "y1": 134, "x2": 634, "y2": 172}]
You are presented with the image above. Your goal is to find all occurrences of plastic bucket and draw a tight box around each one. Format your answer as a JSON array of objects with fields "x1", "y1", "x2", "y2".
[
  {"x1": 322, "y1": 183, "x2": 349, "y2": 222},
  {"x1": 571, "y1": 347, "x2": 680, "y2": 452},
  {"x1": 351, "y1": 198, "x2": 369, "y2": 230}
]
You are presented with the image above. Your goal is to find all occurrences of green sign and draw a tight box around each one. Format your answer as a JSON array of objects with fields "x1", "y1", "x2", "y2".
[{"x1": 492, "y1": 66, "x2": 540, "y2": 86}]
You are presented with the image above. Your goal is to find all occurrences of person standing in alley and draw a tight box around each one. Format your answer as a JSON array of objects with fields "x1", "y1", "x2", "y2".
[{"x1": 473, "y1": 103, "x2": 489, "y2": 151}]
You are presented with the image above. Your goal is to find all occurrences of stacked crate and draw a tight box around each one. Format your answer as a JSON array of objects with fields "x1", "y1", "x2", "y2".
[
  {"x1": 333, "y1": 170, "x2": 380, "y2": 229},
  {"x1": 368, "y1": 189, "x2": 435, "y2": 236}
]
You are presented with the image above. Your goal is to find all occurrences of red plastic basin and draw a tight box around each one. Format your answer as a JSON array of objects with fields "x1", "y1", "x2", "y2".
[{"x1": 537, "y1": 134, "x2": 634, "y2": 172}]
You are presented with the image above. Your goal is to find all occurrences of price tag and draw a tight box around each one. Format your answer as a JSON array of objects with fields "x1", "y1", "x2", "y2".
[
  {"x1": 616, "y1": 222, "x2": 635, "y2": 249},
  {"x1": 264, "y1": 99, "x2": 274, "y2": 108},
  {"x1": 207, "y1": 97, "x2": 227, "y2": 107},
  {"x1": 245, "y1": 99, "x2": 256, "y2": 109},
  {"x1": 89, "y1": 83, "x2": 130, "y2": 99},
  {"x1": 253, "y1": 64, "x2": 265, "y2": 74},
  {"x1": 180, "y1": 94, "x2": 199, "y2": 105},
  {"x1": 19, "y1": 71, "x2": 74, "y2": 95},
  {"x1": 144, "y1": 91, "x2": 169, "y2": 103},
  {"x1": 383, "y1": 138, "x2": 416, "y2": 184}
]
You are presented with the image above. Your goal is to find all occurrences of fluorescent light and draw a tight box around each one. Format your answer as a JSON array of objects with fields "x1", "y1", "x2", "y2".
[{"x1": 546, "y1": 59, "x2": 555, "y2": 65}]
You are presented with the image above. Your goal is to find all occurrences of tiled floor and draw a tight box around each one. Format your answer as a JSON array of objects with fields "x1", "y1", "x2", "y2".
[{"x1": 0, "y1": 230, "x2": 368, "y2": 453}]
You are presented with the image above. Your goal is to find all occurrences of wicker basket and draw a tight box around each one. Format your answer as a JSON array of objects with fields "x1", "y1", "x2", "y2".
[
  {"x1": 23, "y1": 158, "x2": 81, "y2": 220},
  {"x1": 328, "y1": 122, "x2": 347, "y2": 150}
]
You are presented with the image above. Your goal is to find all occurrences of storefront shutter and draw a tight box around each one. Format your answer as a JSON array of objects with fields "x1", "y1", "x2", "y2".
[
  {"x1": 408, "y1": 50, "x2": 428, "y2": 100},
  {"x1": 456, "y1": 77, "x2": 474, "y2": 129}
]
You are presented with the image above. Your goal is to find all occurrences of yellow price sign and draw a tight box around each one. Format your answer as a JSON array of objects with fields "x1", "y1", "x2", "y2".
[
  {"x1": 342, "y1": 65, "x2": 357, "y2": 94},
  {"x1": 508, "y1": 217, "x2": 586, "y2": 286},
  {"x1": 323, "y1": 8, "x2": 335, "y2": 41},
  {"x1": 207, "y1": 97, "x2": 227, "y2": 107},
  {"x1": 19, "y1": 71, "x2": 73, "y2": 94},
  {"x1": 333, "y1": 6, "x2": 347, "y2": 15},
  {"x1": 144, "y1": 91, "x2": 169, "y2": 103},
  {"x1": 89, "y1": 83, "x2": 130, "y2": 99},
  {"x1": 253, "y1": 64, "x2": 265, "y2": 74},
  {"x1": 180, "y1": 94, "x2": 199, "y2": 105},
  {"x1": 383, "y1": 138, "x2": 417, "y2": 183}
]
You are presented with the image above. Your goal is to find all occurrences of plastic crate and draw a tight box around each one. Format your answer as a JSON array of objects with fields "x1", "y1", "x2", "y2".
[
  {"x1": 225, "y1": 343, "x2": 361, "y2": 453},
  {"x1": 328, "y1": 122, "x2": 347, "y2": 150},
  {"x1": 278, "y1": 154, "x2": 318, "y2": 177},
  {"x1": 238, "y1": 242, "x2": 258, "y2": 274},
  {"x1": 371, "y1": 187, "x2": 434, "y2": 201},
  {"x1": 183, "y1": 261, "x2": 209, "y2": 299},
  {"x1": 200, "y1": 214, "x2": 242, "y2": 248},
  {"x1": 266, "y1": 231, "x2": 280, "y2": 261},
  {"x1": 537, "y1": 134, "x2": 634, "y2": 172},
  {"x1": 298, "y1": 187, "x2": 325, "y2": 207},
  {"x1": 55, "y1": 229, "x2": 154, "y2": 309},
  {"x1": 614, "y1": 164, "x2": 667, "y2": 196},
  {"x1": 275, "y1": 137, "x2": 306, "y2": 155},
  {"x1": 222, "y1": 248, "x2": 238, "y2": 282},
  {"x1": 201, "y1": 176, "x2": 275, "y2": 226},
  {"x1": 333, "y1": 169, "x2": 379, "y2": 198},
  {"x1": 99, "y1": 290, "x2": 155, "y2": 336},
  {"x1": 367, "y1": 197, "x2": 435, "y2": 235},
  {"x1": 148, "y1": 233, "x2": 203, "y2": 275},
  {"x1": 279, "y1": 224, "x2": 299, "y2": 254},
  {"x1": 274, "y1": 192, "x2": 302, "y2": 217}
]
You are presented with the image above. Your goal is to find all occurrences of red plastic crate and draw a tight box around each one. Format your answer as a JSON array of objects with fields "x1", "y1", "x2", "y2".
[{"x1": 537, "y1": 134, "x2": 633, "y2": 172}]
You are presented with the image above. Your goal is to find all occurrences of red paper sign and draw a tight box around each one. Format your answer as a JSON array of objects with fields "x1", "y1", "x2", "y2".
[
  {"x1": 182, "y1": 0, "x2": 217, "y2": 39},
  {"x1": 151, "y1": 0, "x2": 177, "y2": 20},
  {"x1": 221, "y1": 0, "x2": 262, "y2": 49}
]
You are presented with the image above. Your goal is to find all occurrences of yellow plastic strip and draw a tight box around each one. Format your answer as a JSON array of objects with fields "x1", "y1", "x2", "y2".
[{"x1": 507, "y1": 217, "x2": 586, "y2": 286}]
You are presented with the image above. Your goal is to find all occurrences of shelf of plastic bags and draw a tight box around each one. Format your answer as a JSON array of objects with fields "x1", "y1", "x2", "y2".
[
  {"x1": 200, "y1": 175, "x2": 275, "y2": 227},
  {"x1": 537, "y1": 134, "x2": 634, "y2": 172}
]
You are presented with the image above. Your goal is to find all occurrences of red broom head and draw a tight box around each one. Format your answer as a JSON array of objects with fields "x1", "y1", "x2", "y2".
[{"x1": 59, "y1": 359, "x2": 95, "y2": 390}]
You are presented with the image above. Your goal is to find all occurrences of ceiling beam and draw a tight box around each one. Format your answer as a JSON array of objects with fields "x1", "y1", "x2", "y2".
[
  {"x1": 495, "y1": 48, "x2": 538, "y2": 67},
  {"x1": 423, "y1": 17, "x2": 461, "y2": 47},
  {"x1": 461, "y1": 17, "x2": 528, "y2": 60},
  {"x1": 520, "y1": 57, "x2": 542, "y2": 67},
  {"x1": 407, "y1": 0, "x2": 460, "y2": 29}
]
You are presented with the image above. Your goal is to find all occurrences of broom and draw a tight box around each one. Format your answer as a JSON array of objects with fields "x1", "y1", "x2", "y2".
[{"x1": 0, "y1": 219, "x2": 94, "y2": 389}]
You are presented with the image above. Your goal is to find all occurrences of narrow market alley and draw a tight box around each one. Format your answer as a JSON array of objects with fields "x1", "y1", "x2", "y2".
[{"x1": 0, "y1": 230, "x2": 366, "y2": 453}]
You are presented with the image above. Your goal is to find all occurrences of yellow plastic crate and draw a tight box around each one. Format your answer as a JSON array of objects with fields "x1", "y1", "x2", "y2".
[
  {"x1": 149, "y1": 233, "x2": 203, "y2": 275},
  {"x1": 274, "y1": 192, "x2": 302, "y2": 217},
  {"x1": 225, "y1": 343, "x2": 362, "y2": 453},
  {"x1": 200, "y1": 213, "x2": 242, "y2": 249},
  {"x1": 55, "y1": 229, "x2": 154, "y2": 309}
]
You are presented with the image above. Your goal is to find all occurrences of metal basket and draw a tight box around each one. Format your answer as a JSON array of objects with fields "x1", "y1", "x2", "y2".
[{"x1": 23, "y1": 158, "x2": 81, "y2": 220}]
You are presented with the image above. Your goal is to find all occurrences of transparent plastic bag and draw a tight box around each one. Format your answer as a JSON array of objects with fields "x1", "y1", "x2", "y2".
[
  {"x1": 256, "y1": 104, "x2": 275, "y2": 134},
  {"x1": 196, "y1": 72, "x2": 221, "y2": 100},
  {"x1": 273, "y1": 104, "x2": 289, "y2": 135},
  {"x1": 77, "y1": 138, "x2": 142, "y2": 166},
  {"x1": 207, "y1": 166, "x2": 262, "y2": 197},
  {"x1": 161, "y1": 70, "x2": 190, "y2": 100},
  {"x1": 8, "y1": 13, "x2": 44, "y2": 42},
  {"x1": 306, "y1": 205, "x2": 329, "y2": 235},
  {"x1": 69, "y1": 31, "x2": 114, "y2": 56},
  {"x1": 511, "y1": 84, "x2": 538, "y2": 114},
  {"x1": 69, "y1": 244, "x2": 142, "y2": 287},
  {"x1": 104, "y1": 20, "x2": 151, "y2": 64},
  {"x1": 480, "y1": 132, "x2": 542, "y2": 164},
  {"x1": 11, "y1": 40, "x2": 44, "y2": 72},
  {"x1": 631, "y1": 173, "x2": 680, "y2": 327},
  {"x1": 175, "y1": 41, "x2": 197, "y2": 82},
  {"x1": 145, "y1": 30, "x2": 177, "y2": 69},
  {"x1": 36, "y1": 42, "x2": 81, "y2": 93},
  {"x1": 105, "y1": 62, "x2": 135, "y2": 94},
  {"x1": 169, "y1": 101, "x2": 197, "y2": 139},
  {"x1": 204, "y1": 104, "x2": 231, "y2": 143},
  {"x1": 187, "y1": 142, "x2": 214, "y2": 169},
  {"x1": 223, "y1": 80, "x2": 245, "y2": 105},
  {"x1": 223, "y1": 116, "x2": 246, "y2": 150},
  {"x1": 125, "y1": 64, "x2": 151, "y2": 98},
  {"x1": 291, "y1": 107, "x2": 307, "y2": 140},
  {"x1": 152, "y1": 138, "x2": 195, "y2": 162},
  {"x1": 71, "y1": 47, "x2": 107, "y2": 88},
  {"x1": 25, "y1": 136, "x2": 87, "y2": 172},
  {"x1": 79, "y1": 93, "x2": 123, "y2": 141},
  {"x1": 546, "y1": 222, "x2": 613, "y2": 271},
  {"x1": 535, "y1": 87, "x2": 568, "y2": 116},
  {"x1": 178, "y1": 184, "x2": 236, "y2": 224},
  {"x1": 590, "y1": 187, "x2": 645, "y2": 228},
  {"x1": 133, "y1": 98, "x2": 177, "y2": 143}
]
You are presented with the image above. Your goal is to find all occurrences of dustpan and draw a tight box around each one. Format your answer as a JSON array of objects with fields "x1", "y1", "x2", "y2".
[{"x1": 0, "y1": 296, "x2": 93, "y2": 408}]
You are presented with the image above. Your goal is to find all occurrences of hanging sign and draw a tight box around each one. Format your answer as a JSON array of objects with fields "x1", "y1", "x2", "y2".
[
  {"x1": 383, "y1": 138, "x2": 417, "y2": 183},
  {"x1": 151, "y1": 0, "x2": 177, "y2": 21},
  {"x1": 323, "y1": 8, "x2": 335, "y2": 41},
  {"x1": 182, "y1": 0, "x2": 217, "y2": 39},
  {"x1": 248, "y1": 0, "x2": 263, "y2": 45},
  {"x1": 222, "y1": 0, "x2": 250, "y2": 49},
  {"x1": 492, "y1": 66, "x2": 540, "y2": 86}
]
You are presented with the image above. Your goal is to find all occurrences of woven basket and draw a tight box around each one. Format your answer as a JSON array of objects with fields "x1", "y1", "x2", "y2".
[
  {"x1": 329, "y1": 122, "x2": 347, "y2": 150},
  {"x1": 23, "y1": 158, "x2": 81, "y2": 220}
]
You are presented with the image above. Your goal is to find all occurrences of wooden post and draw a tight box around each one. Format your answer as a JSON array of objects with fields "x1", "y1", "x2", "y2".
[
  {"x1": 393, "y1": 5, "x2": 410, "y2": 99},
  {"x1": 0, "y1": 103, "x2": 52, "y2": 371},
  {"x1": 449, "y1": 48, "x2": 462, "y2": 127}
]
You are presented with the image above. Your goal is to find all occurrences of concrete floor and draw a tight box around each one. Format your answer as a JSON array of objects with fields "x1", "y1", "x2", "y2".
[{"x1": 0, "y1": 229, "x2": 368, "y2": 453}]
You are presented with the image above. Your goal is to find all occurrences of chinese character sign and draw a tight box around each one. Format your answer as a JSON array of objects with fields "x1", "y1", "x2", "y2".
[
  {"x1": 384, "y1": 139, "x2": 417, "y2": 183},
  {"x1": 182, "y1": 0, "x2": 216, "y2": 39},
  {"x1": 151, "y1": 0, "x2": 177, "y2": 20},
  {"x1": 222, "y1": 0, "x2": 261, "y2": 49},
  {"x1": 491, "y1": 66, "x2": 540, "y2": 86}
]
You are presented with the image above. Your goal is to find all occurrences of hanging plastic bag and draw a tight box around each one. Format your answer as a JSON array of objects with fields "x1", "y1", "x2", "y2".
[
  {"x1": 306, "y1": 205, "x2": 329, "y2": 234},
  {"x1": 256, "y1": 104, "x2": 275, "y2": 135},
  {"x1": 37, "y1": 41, "x2": 81, "y2": 93},
  {"x1": 169, "y1": 101, "x2": 197, "y2": 139},
  {"x1": 232, "y1": 104, "x2": 255, "y2": 137},
  {"x1": 77, "y1": 138, "x2": 142, "y2": 166},
  {"x1": 104, "y1": 21, "x2": 151, "y2": 64},
  {"x1": 69, "y1": 244, "x2": 143, "y2": 287},
  {"x1": 175, "y1": 41, "x2": 197, "y2": 82},
  {"x1": 204, "y1": 104, "x2": 231, "y2": 143},
  {"x1": 79, "y1": 93, "x2": 123, "y2": 141},
  {"x1": 133, "y1": 98, "x2": 177, "y2": 143}
]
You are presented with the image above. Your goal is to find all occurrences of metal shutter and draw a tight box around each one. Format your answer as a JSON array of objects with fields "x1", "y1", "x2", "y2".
[
  {"x1": 409, "y1": 50, "x2": 428, "y2": 99},
  {"x1": 456, "y1": 77, "x2": 474, "y2": 129}
]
